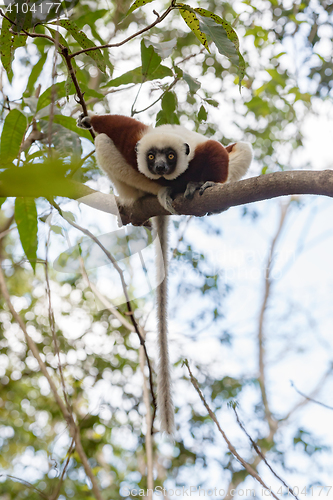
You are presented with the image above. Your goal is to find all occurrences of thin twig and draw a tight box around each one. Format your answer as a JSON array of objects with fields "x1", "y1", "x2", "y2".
[
  {"x1": 257, "y1": 201, "x2": 290, "y2": 432},
  {"x1": 50, "y1": 438, "x2": 75, "y2": 500},
  {"x1": 134, "y1": 48, "x2": 206, "y2": 117},
  {"x1": 0, "y1": 215, "x2": 15, "y2": 242},
  {"x1": 0, "y1": 9, "x2": 94, "y2": 140},
  {"x1": 289, "y1": 380, "x2": 333, "y2": 412},
  {"x1": 184, "y1": 360, "x2": 280, "y2": 500},
  {"x1": 135, "y1": 47, "x2": 206, "y2": 116},
  {"x1": 79, "y1": 259, "x2": 135, "y2": 331},
  {"x1": 44, "y1": 227, "x2": 72, "y2": 413},
  {"x1": 0, "y1": 474, "x2": 48, "y2": 499},
  {"x1": 0, "y1": 226, "x2": 14, "y2": 240},
  {"x1": 51, "y1": 200, "x2": 157, "y2": 425},
  {"x1": 0, "y1": 267, "x2": 104, "y2": 500},
  {"x1": 0, "y1": 267, "x2": 70, "y2": 418},
  {"x1": 139, "y1": 345, "x2": 154, "y2": 495},
  {"x1": 232, "y1": 406, "x2": 299, "y2": 500},
  {"x1": 20, "y1": 120, "x2": 46, "y2": 153},
  {"x1": 47, "y1": 25, "x2": 59, "y2": 152},
  {"x1": 0, "y1": 10, "x2": 62, "y2": 46},
  {"x1": 68, "y1": 3, "x2": 176, "y2": 58},
  {"x1": 132, "y1": 76, "x2": 180, "y2": 116},
  {"x1": 61, "y1": 48, "x2": 95, "y2": 138}
]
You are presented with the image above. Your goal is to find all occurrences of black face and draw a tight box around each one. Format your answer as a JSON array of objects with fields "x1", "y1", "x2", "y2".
[{"x1": 146, "y1": 147, "x2": 178, "y2": 176}]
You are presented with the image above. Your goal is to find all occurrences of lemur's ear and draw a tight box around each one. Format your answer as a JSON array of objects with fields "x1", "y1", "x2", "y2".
[
  {"x1": 135, "y1": 142, "x2": 140, "y2": 153},
  {"x1": 76, "y1": 114, "x2": 92, "y2": 129},
  {"x1": 184, "y1": 143, "x2": 190, "y2": 155}
]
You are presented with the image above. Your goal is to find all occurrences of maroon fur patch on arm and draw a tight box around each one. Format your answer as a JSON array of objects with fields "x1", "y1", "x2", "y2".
[
  {"x1": 189, "y1": 140, "x2": 229, "y2": 183},
  {"x1": 162, "y1": 140, "x2": 229, "y2": 192},
  {"x1": 91, "y1": 115, "x2": 148, "y2": 170}
]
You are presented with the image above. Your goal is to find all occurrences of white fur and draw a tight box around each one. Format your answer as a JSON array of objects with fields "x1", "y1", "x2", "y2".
[
  {"x1": 95, "y1": 134, "x2": 161, "y2": 204},
  {"x1": 227, "y1": 142, "x2": 253, "y2": 183},
  {"x1": 153, "y1": 215, "x2": 174, "y2": 434},
  {"x1": 94, "y1": 132, "x2": 252, "y2": 205},
  {"x1": 136, "y1": 125, "x2": 207, "y2": 180}
]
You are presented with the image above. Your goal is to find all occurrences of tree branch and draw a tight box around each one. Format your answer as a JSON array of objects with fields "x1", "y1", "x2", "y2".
[
  {"x1": 50, "y1": 201, "x2": 157, "y2": 424},
  {"x1": 2, "y1": 170, "x2": 333, "y2": 225},
  {"x1": 68, "y1": 4, "x2": 176, "y2": 59},
  {"x1": 232, "y1": 406, "x2": 299, "y2": 500},
  {"x1": 258, "y1": 201, "x2": 290, "y2": 433},
  {"x1": 139, "y1": 345, "x2": 154, "y2": 496},
  {"x1": 184, "y1": 360, "x2": 280, "y2": 500},
  {"x1": 118, "y1": 170, "x2": 333, "y2": 225},
  {"x1": 0, "y1": 265, "x2": 103, "y2": 500}
]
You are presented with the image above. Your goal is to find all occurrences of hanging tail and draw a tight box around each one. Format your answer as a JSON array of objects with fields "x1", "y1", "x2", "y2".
[{"x1": 153, "y1": 215, "x2": 174, "y2": 435}]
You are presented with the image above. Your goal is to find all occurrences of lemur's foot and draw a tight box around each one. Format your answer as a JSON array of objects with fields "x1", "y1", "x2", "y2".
[
  {"x1": 184, "y1": 181, "x2": 216, "y2": 200},
  {"x1": 158, "y1": 187, "x2": 178, "y2": 215},
  {"x1": 76, "y1": 114, "x2": 92, "y2": 129},
  {"x1": 199, "y1": 181, "x2": 216, "y2": 196},
  {"x1": 184, "y1": 182, "x2": 203, "y2": 200}
]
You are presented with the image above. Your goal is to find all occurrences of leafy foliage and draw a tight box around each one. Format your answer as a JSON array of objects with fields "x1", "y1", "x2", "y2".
[
  {"x1": 14, "y1": 198, "x2": 38, "y2": 271},
  {"x1": 0, "y1": 109, "x2": 26, "y2": 165},
  {"x1": 0, "y1": 0, "x2": 333, "y2": 497}
]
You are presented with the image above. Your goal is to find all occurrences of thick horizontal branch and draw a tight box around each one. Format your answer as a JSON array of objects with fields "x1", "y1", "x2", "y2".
[
  {"x1": 2, "y1": 170, "x2": 333, "y2": 224},
  {"x1": 119, "y1": 170, "x2": 333, "y2": 225}
]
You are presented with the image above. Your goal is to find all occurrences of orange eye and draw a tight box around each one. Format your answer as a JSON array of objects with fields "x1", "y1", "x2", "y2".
[
  {"x1": 168, "y1": 153, "x2": 174, "y2": 160},
  {"x1": 148, "y1": 154, "x2": 155, "y2": 160}
]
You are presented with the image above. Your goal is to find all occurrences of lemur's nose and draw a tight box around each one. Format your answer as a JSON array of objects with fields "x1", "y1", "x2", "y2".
[{"x1": 155, "y1": 162, "x2": 168, "y2": 174}]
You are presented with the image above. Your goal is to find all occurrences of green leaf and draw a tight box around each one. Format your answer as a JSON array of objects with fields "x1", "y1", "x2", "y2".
[
  {"x1": 51, "y1": 115, "x2": 94, "y2": 142},
  {"x1": 12, "y1": 35, "x2": 26, "y2": 49},
  {"x1": 73, "y1": 9, "x2": 108, "y2": 30},
  {"x1": 51, "y1": 20, "x2": 106, "y2": 73},
  {"x1": 145, "y1": 39, "x2": 177, "y2": 59},
  {"x1": 7, "y1": 4, "x2": 32, "y2": 32},
  {"x1": 183, "y1": 72, "x2": 201, "y2": 94},
  {"x1": 205, "y1": 98, "x2": 219, "y2": 107},
  {"x1": 79, "y1": 83, "x2": 105, "y2": 99},
  {"x1": 0, "y1": 18, "x2": 13, "y2": 80},
  {"x1": 50, "y1": 225, "x2": 64, "y2": 235},
  {"x1": 179, "y1": 5, "x2": 209, "y2": 52},
  {"x1": 141, "y1": 39, "x2": 162, "y2": 80},
  {"x1": 245, "y1": 96, "x2": 270, "y2": 116},
  {"x1": 156, "y1": 92, "x2": 179, "y2": 125},
  {"x1": 187, "y1": 94, "x2": 196, "y2": 105},
  {"x1": 126, "y1": 0, "x2": 155, "y2": 16},
  {"x1": 45, "y1": 26, "x2": 69, "y2": 48},
  {"x1": 15, "y1": 197, "x2": 38, "y2": 272},
  {"x1": 65, "y1": 74, "x2": 73, "y2": 98},
  {"x1": 195, "y1": 9, "x2": 246, "y2": 88},
  {"x1": 162, "y1": 91, "x2": 177, "y2": 113},
  {"x1": 25, "y1": 53, "x2": 47, "y2": 95},
  {"x1": 198, "y1": 105, "x2": 207, "y2": 122},
  {"x1": 197, "y1": 15, "x2": 238, "y2": 66},
  {"x1": 196, "y1": 9, "x2": 240, "y2": 49},
  {"x1": 62, "y1": 210, "x2": 76, "y2": 222},
  {"x1": 0, "y1": 160, "x2": 75, "y2": 199},
  {"x1": 0, "y1": 109, "x2": 27, "y2": 166},
  {"x1": 37, "y1": 81, "x2": 75, "y2": 112},
  {"x1": 103, "y1": 65, "x2": 172, "y2": 88},
  {"x1": 156, "y1": 109, "x2": 179, "y2": 126},
  {"x1": 266, "y1": 68, "x2": 287, "y2": 88}
]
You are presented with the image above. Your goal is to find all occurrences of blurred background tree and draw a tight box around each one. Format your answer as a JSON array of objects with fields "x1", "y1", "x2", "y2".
[{"x1": 0, "y1": 0, "x2": 333, "y2": 499}]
